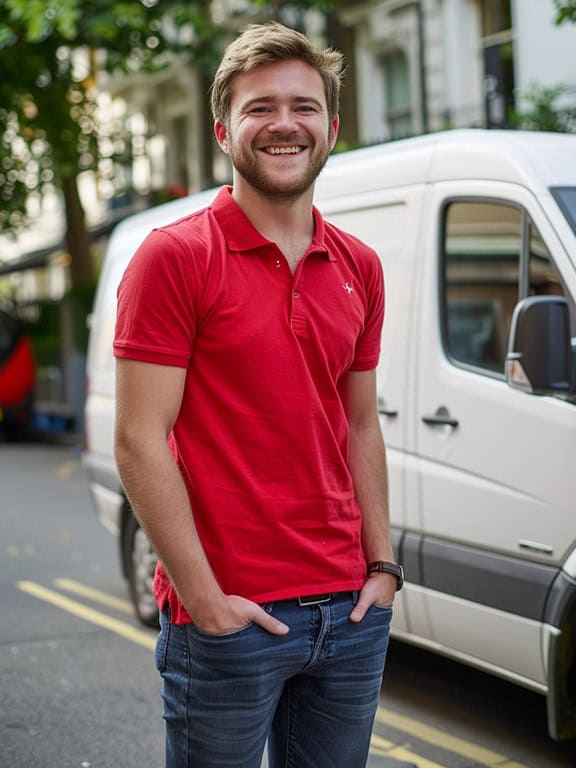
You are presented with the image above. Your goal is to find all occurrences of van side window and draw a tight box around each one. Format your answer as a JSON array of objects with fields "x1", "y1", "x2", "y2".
[
  {"x1": 443, "y1": 201, "x2": 521, "y2": 374},
  {"x1": 529, "y1": 225, "x2": 576, "y2": 358},
  {"x1": 442, "y1": 201, "x2": 572, "y2": 377},
  {"x1": 528, "y1": 225, "x2": 564, "y2": 298}
]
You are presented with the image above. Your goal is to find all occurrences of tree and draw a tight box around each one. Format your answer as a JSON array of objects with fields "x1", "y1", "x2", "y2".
[
  {"x1": 0, "y1": 0, "x2": 227, "y2": 289},
  {"x1": 555, "y1": 0, "x2": 576, "y2": 24},
  {"x1": 509, "y1": 84, "x2": 576, "y2": 133},
  {"x1": 0, "y1": 0, "x2": 336, "y2": 291}
]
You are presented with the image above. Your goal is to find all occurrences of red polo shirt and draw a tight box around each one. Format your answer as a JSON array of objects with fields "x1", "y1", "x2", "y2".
[{"x1": 114, "y1": 187, "x2": 384, "y2": 624}]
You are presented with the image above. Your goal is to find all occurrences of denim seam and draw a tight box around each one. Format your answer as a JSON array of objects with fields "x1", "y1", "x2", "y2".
[
  {"x1": 183, "y1": 625, "x2": 193, "y2": 768},
  {"x1": 303, "y1": 604, "x2": 331, "y2": 671},
  {"x1": 285, "y1": 679, "x2": 296, "y2": 768},
  {"x1": 156, "y1": 612, "x2": 171, "y2": 673}
]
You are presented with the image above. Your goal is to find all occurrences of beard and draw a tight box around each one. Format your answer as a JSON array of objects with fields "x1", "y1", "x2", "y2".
[{"x1": 227, "y1": 130, "x2": 333, "y2": 203}]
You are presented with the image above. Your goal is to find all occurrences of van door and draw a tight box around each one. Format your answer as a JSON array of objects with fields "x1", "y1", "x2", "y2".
[
  {"x1": 322, "y1": 186, "x2": 425, "y2": 637},
  {"x1": 415, "y1": 181, "x2": 576, "y2": 687}
]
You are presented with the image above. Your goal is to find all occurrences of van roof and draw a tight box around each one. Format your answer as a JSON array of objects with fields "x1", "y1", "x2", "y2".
[
  {"x1": 316, "y1": 129, "x2": 576, "y2": 199},
  {"x1": 105, "y1": 129, "x2": 576, "y2": 252},
  {"x1": 106, "y1": 187, "x2": 219, "y2": 257}
]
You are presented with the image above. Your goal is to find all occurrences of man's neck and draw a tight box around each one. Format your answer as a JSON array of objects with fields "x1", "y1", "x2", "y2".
[{"x1": 231, "y1": 179, "x2": 316, "y2": 270}]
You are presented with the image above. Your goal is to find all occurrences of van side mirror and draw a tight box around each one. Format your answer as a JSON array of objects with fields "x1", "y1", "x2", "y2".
[{"x1": 506, "y1": 296, "x2": 574, "y2": 396}]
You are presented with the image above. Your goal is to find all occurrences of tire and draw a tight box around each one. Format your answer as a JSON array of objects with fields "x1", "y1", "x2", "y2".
[{"x1": 123, "y1": 513, "x2": 160, "y2": 628}]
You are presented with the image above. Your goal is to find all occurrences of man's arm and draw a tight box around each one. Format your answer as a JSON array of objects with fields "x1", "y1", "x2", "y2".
[
  {"x1": 114, "y1": 358, "x2": 288, "y2": 635},
  {"x1": 344, "y1": 368, "x2": 398, "y2": 622}
]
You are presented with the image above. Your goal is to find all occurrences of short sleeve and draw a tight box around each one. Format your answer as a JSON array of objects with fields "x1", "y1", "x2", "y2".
[
  {"x1": 113, "y1": 229, "x2": 198, "y2": 368},
  {"x1": 350, "y1": 253, "x2": 385, "y2": 371}
]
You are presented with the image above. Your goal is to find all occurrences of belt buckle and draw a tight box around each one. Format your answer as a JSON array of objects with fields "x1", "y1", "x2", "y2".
[{"x1": 297, "y1": 593, "x2": 332, "y2": 607}]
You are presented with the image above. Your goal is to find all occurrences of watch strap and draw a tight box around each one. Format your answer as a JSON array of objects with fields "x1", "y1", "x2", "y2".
[{"x1": 367, "y1": 560, "x2": 404, "y2": 591}]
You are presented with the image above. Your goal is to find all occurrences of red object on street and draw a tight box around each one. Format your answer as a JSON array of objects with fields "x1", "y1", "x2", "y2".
[{"x1": 0, "y1": 335, "x2": 35, "y2": 406}]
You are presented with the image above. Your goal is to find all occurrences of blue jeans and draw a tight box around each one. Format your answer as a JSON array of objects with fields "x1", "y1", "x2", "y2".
[{"x1": 155, "y1": 592, "x2": 392, "y2": 768}]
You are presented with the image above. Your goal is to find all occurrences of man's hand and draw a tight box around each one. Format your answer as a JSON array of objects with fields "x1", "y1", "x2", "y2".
[
  {"x1": 191, "y1": 594, "x2": 289, "y2": 636},
  {"x1": 349, "y1": 572, "x2": 396, "y2": 623}
]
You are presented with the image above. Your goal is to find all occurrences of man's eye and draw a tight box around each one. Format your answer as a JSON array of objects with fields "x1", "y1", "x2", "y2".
[{"x1": 249, "y1": 106, "x2": 270, "y2": 114}]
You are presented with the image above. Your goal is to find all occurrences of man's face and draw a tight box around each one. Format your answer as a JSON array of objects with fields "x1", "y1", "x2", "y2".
[{"x1": 215, "y1": 59, "x2": 339, "y2": 202}]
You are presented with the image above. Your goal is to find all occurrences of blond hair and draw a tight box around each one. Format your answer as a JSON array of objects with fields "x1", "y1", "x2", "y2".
[{"x1": 210, "y1": 22, "x2": 344, "y2": 124}]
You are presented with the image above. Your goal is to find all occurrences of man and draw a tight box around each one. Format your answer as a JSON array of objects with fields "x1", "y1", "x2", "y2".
[{"x1": 114, "y1": 21, "x2": 402, "y2": 768}]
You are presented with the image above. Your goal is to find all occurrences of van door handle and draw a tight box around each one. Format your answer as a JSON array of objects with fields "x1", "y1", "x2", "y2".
[
  {"x1": 377, "y1": 396, "x2": 398, "y2": 418},
  {"x1": 421, "y1": 406, "x2": 459, "y2": 428}
]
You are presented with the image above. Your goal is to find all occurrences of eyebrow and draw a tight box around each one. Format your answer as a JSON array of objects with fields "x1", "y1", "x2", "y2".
[{"x1": 241, "y1": 95, "x2": 324, "y2": 110}]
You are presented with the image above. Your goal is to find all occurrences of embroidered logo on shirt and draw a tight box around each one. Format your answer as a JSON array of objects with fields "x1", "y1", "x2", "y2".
[{"x1": 343, "y1": 281, "x2": 354, "y2": 295}]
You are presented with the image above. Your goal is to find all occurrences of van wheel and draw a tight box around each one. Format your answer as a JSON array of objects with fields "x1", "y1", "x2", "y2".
[{"x1": 123, "y1": 514, "x2": 159, "y2": 628}]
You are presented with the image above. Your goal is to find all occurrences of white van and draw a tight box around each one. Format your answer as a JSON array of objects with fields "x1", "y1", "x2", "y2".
[{"x1": 84, "y1": 129, "x2": 576, "y2": 741}]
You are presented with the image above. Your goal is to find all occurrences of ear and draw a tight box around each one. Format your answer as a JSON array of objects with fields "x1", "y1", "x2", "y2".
[
  {"x1": 214, "y1": 120, "x2": 229, "y2": 154},
  {"x1": 329, "y1": 114, "x2": 340, "y2": 151}
]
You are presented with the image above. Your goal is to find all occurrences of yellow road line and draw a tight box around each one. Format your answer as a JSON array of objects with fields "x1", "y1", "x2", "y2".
[
  {"x1": 370, "y1": 733, "x2": 446, "y2": 767},
  {"x1": 20, "y1": 579, "x2": 438, "y2": 765},
  {"x1": 53, "y1": 578, "x2": 134, "y2": 615},
  {"x1": 56, "y1": 462, "x2": 74, "y2": 479},
  {"x1": 375, "y1": 707, "x2": 528, "y2": 767},
  {"x1": 17, "y1": 581, "x2": 155, "y2": 651},
  {"x1": 16, "y1": 579, "x2": 527, "y2": 768}
]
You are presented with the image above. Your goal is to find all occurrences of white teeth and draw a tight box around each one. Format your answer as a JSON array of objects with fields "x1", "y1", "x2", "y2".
[{"x1": 266, "y1": 146, "x2": 301, "y2": 155}]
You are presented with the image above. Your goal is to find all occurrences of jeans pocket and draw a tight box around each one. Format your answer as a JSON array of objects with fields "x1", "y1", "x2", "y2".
[
  {"x1": 189, "y1": 621, "x2": 254, "y2": 639},
  {"x1": 155, "y1": 607, "x2": 172, "y2": 673},
  {"x1": 367, "y1": 603, "x2": 394, "y2": 623}
]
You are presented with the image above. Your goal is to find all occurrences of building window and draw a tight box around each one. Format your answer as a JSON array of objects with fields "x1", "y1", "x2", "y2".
[
  {"x1": 481, "y1": 0, "x2": 514, "y2": 127},
  {"x1": 384, "y1": 51, "x2": 412, "y2": 139},
  {"x1": 482, "y1": 0, "x2": 512, "y2": 35}
]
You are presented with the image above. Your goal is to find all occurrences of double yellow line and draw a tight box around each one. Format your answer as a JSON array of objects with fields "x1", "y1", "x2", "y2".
[
  {"x1": 373, "y1": 709, "x2": 528, "y2": 767},
  {"x1": 17, "y1": 579, "x2": 529, "y2": 768},
  {"x1": 18, "y1": 578, "x2": 155, "y2": 650}
]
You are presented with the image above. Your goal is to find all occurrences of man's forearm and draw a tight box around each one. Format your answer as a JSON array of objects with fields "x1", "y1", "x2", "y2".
[
  {"x1": 347, "y1": 417, "x2": 399, "y2": 620},
  {"x1": 115, "y1": 434, "x2": 223, "y2": 616},
  {"x1": 348, "y1": 421, "x2": 395, "y2": 564}
]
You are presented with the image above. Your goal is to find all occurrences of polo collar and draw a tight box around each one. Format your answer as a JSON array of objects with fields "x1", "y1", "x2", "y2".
[{"x1": 211, "y1": 186, "x2": 335, "y2": 262}]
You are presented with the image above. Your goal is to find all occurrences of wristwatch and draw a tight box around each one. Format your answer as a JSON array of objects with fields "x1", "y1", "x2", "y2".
[{"x1": 367, "y1": 560, "x2": 404, "y2": 591}]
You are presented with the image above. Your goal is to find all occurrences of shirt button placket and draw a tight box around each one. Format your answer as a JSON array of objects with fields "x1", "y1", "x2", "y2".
[{"x1": 290, "y1": 275, "x2": 307, "y2": 336}]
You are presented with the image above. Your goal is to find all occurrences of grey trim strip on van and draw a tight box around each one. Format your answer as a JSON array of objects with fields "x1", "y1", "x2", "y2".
[
  {"x1": 397, "y1": 530, "x2": 560, "y2": 623},
  {"x1": 544, "y1": 569, "x2": 576, "y2": 629},
  {"x1": 544, "y1": 569, "x2": 576, "y2": 739}
]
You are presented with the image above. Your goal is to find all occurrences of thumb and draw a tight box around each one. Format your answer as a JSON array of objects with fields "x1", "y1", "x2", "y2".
[
  {"x1": 349, "y1": 598, "x2": 370, "y2": 624},
  {"x1": 252, "y1": 605, "x2": 290, "y2": 636}
]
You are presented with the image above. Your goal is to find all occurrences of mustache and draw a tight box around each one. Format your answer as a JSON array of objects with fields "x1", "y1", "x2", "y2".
[
  {"x1": 256, "y1": 135, "x2": 303, "y2": 145},
  {"x1": 253, "y1": 128, "x2": 334, "y2": 149}
]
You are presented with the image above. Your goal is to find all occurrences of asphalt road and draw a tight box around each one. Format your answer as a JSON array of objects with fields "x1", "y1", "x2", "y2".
[
  {"x1": 1, "y1": 441, "x2": 574, "y2": 768},
  {"x1": 1, "y1": 441, "x2": 162, "y2": 768}
]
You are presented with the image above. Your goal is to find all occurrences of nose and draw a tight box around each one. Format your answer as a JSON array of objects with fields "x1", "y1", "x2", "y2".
[{"x1": 268, "y1": 106, "x2": 299, "y2": 133}]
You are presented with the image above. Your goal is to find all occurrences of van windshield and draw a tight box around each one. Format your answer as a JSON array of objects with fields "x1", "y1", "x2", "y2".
[{"x1": 551, "y1": 187, "x2": 576, "y2": 236}]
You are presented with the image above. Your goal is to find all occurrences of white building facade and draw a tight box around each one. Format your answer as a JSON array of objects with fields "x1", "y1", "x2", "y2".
[
  {"x1": 4, "y1": 0, "x2": 576, "y2": 283},
  {"x1": 340, "y1": 0, "x2": 576, "y2": 145},
  {"x1": 88, "y1": 1, "x2": 576, "y2": 207}
]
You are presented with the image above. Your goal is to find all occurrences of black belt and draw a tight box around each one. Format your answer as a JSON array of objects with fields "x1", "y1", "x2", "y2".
[{"x1": 294, "y1": 592, "x2": 354, "y2": 607}]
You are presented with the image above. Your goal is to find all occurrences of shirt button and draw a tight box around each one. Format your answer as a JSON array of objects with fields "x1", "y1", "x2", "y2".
[
  {"x1": 275, "y1": 259, "x2": 281, "y2": 269},
  {"x1": 293, "y1": 291, "x2": 300, "y2": 299}
]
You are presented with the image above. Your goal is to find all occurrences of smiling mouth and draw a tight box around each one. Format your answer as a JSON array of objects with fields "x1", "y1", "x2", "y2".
[{"x1": 262, "y1": 146, "x2": 304, "y2": 155}]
